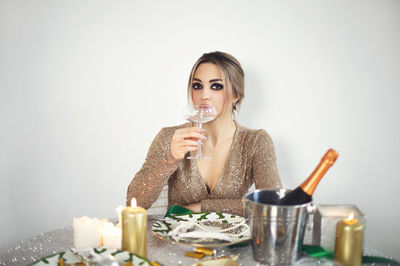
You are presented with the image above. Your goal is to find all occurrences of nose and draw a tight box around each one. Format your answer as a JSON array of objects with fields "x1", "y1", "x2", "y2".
[{"x1": 200, "y1": 87, "x2": 211, "y2": 101}]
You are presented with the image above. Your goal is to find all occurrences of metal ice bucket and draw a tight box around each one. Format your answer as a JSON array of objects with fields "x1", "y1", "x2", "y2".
[{"x1": 245, "y1": 189, "x2": 313, "y2": 265}]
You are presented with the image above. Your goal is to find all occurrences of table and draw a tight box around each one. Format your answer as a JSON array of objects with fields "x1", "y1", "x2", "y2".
[{"x1": 0, "y1": 215, "x2": 390, "y2": 266}]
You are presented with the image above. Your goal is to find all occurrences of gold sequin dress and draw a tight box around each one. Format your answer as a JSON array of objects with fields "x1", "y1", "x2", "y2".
[{"x1": 126, "y1": 122, "x2": 282, "y2": 216}]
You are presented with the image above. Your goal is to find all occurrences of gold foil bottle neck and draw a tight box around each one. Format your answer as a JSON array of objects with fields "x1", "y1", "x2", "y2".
[
  {"x1": 300, "y1": 148, "x2": 339, "y2": 196},
  {"x1": 322, "y1": 149, "x2": 339, "y2": 165}
]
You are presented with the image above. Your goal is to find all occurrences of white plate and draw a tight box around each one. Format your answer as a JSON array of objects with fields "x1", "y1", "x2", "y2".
[
  {"x1": 151, "y1": 212, "x2": 250, "y2": 247},
  {"x1": 29, "y1": 248, "x2": 152, "y2": 265}
]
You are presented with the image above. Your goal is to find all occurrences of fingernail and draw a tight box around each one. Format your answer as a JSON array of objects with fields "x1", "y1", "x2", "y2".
[
  {"x1": 203, "y1": 135, "x2": 207, "y2": 140},
  {"x1": 201, "y1": 129, "x2": 206, "y2": 134}
]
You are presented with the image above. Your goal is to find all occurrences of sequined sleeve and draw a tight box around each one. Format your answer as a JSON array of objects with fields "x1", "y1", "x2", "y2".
[
  {"x1": 126, "y1": 128, "x2": 181, "y2": 208},
  {"x1": 252, "y1": 129, "x2": 282, "y2": 189}
]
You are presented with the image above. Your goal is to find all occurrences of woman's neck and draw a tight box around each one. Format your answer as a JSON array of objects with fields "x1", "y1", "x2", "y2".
[{"x1": 202, "y1": 112, "x2": 236, "y2": 146}]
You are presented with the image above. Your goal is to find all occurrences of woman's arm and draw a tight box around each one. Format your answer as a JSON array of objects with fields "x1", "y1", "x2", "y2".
[
  {"x1": 127, "y1": 126, "x2": 205, "y2": 208},
  {"x1": 201, "y1": 199, "x2": 246, "y2": 216},
  {"x1": 252, "y1": 129, "x2": 283, "y2": 189},
  {"x1": 126, "y1": 128, "x2": 181, "y2": 208}
]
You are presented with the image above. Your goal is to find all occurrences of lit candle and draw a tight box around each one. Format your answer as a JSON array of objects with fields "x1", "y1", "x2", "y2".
[
  {"x1": 102, "y1": 222, "x2": 122, "y2": 249},
  {"x1": 334, "y1": 212, "x2": 364, "y2": 266},
  {"x1": 122, "y1": 198, "x2": 147, "y2": 257},
  {"x1": 73, "y1": 216, "x2": 107, "y2": 248}
]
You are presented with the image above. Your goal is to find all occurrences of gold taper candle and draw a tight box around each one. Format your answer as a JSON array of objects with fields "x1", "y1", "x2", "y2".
[
  {"x1": 334, "y1": 213, "x2": 364, "y2": 266},
  {"x1": 122, "y1": 198, "x2": 147, "y2": 257}
]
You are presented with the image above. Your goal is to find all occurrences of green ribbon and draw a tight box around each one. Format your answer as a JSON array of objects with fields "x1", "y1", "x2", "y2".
[
  {"x1": 164, "y1": 205, "x2": 193, "y2": 218},
  {"x1": 302, "y1": 245, "x2": 400, "y2": 265},
  {"x1": 302, "y1": 244, "x2": 334, "y2": 260},
  {"x1": 164, "y1": 206, "x2": 400, "y2": 264}
]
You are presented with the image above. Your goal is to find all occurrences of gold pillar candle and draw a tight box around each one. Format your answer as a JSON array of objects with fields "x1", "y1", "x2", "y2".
[
  {"x1": 334, "y1": 213, "x2": 364, "y2": 266},
  {"x1": 122, "y1": 198, "x2": 147, "y2": 257}
]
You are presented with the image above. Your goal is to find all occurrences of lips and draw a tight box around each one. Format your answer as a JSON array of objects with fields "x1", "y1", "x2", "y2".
[{"x1": 199, "y1": 103, "x2": 213, "y2": 109}]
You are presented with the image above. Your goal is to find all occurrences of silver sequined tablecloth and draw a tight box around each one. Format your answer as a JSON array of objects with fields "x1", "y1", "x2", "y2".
[{"x1": 0, "y1": 215, "x2": 391, "y2": 266}]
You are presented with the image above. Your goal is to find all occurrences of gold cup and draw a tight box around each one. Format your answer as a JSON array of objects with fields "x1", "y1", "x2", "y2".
[{"x1": 122, "y1": 198, "x2": 147, "y2": 257}]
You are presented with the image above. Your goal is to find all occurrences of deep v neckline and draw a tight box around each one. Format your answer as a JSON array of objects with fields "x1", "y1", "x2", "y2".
[{"x1": 192, "y1": 123, "x2": 240, "y2": 195}]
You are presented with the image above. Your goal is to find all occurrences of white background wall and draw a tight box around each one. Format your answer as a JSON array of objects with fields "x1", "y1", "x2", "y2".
[{"x1": 1, "y1": 0, "x2": 399, "y2": 261}]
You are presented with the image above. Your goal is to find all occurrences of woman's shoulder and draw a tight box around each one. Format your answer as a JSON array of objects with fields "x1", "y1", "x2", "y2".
[
  {"x1": 237, "y1": 123, "x2": 273, "y2": 143},
  {"x1": 236, "y1": 123, "x2": 276, "y2": 157}
]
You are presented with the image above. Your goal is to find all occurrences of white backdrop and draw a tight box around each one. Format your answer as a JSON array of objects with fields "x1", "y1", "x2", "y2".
[{"x1": 1, "y1": 0, "x2": 400, "y2": 261}]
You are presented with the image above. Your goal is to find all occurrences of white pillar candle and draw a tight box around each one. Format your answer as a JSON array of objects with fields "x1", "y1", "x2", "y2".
[
  {"x1": 73, "y1": 216, "x2": 107, "y2": 248},
  {"x1": 115, "y1": 205, "x2": 125, "y2": 228},
  {"x1": 102, "y1": 222, "x2": 122, "y2": 250}
]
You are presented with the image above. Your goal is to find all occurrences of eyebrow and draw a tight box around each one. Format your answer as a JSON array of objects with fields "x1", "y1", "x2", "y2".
[{"x1": 192, "y1": 78, "x2": 223, "y2": 83}]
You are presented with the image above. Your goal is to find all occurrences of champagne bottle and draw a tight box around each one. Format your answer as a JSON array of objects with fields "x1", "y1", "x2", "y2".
[{"x1": 277, "y1": 148, "x2": 339, "y2": 205}]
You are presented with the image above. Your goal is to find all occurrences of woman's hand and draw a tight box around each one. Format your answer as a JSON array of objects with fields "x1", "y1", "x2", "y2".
[
  {"x1": 184, "y1": 202, "x2": 201, "y2": 212},
  {"x1": 171, "y1": 127, "x2": 205, "y2": 160}
]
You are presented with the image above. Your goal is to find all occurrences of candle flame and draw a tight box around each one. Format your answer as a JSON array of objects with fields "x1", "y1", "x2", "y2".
[
  {"x1": 131, "y1": 197, "x2": 137, "y2": 208},
  {"x1": 347, "y1": 212, "x2": 354, "y2": 221}
]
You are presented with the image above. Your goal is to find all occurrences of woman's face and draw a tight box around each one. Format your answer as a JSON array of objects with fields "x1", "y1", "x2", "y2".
[{"x1": 191, "y1": 63, "x2": 237, "y2": 117}]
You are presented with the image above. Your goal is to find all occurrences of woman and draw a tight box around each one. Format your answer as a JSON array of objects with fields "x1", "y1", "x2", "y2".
[{"x1": 127, "y1": 51, "x2": 282, "y2": 216}]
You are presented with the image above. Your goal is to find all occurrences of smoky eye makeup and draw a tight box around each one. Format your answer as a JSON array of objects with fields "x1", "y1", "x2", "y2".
[
  {"x1": 211, "y1": 83, "x2": 224, "y2": 90},
  {"x1": 192, "y1": 82, "x2": 203, "y2": 90}
]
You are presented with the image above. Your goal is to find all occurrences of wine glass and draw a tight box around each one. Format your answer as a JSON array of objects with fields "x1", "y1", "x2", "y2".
[{"x1": 184, "y1": 104, "x2": 217, "y2": 159}]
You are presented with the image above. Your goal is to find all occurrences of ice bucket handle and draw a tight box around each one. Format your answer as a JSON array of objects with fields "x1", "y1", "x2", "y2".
[{"x1": 307, "y1": 202, "x2": 317, "y2": 214}]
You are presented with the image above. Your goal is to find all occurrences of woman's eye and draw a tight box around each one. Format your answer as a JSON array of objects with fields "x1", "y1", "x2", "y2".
[
  {"x1": 192, "y1": 82, "x2": 203, "y2": 90},
  {"x1": 211, "y1": 83, "x2": 224, "y2": 90}
]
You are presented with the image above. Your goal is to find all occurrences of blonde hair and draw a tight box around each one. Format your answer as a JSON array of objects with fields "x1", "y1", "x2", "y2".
[{"x1": 187, "y1": 51, "x2": 245, "y2": 112}]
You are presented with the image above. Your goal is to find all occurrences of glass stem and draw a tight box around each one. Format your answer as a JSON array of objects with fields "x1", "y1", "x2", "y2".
[{"x1": 197, "y1": 123, "x2": 202, "y2": 158}]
